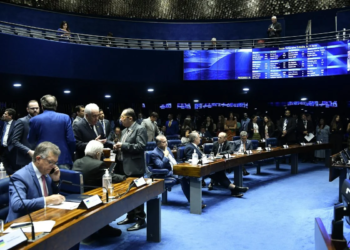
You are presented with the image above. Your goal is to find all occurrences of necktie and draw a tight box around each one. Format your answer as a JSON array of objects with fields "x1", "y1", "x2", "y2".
[
  {"x1": 41, "y1": 175, "x2": 48, "y2": 197},
  {"x1": 102, "y1": 120, "x2": 106, "y2": 134},
  {"x1": 243, "y1": 143, "x2": 246, "y2": 151},
  {"x1": 218, "y1": 144, "x2": 222, "y2": 153},
  {"x1": 168, "y1": 120, "x2": 172, "y2": 127},
  {"x1": 304, "y1": 121, "x2": 307, "y2": 129},
  {"x1": 90, "y1": 125, "x2": 97, "y2": 136}
]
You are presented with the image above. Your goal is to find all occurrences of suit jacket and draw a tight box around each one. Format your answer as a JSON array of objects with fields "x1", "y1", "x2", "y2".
[
  {"x1": 297, "y1": 120, "x2": 314, "y2": 142},
  {"x1": 99, "y1": 119, "x2": 111, "y2": 139},
  {"x1": 277, "y1": 117, "x2": 296, "y2": 143},
  {"x1": 247, "y1": 120, "x2": 264, "y2": 138},
  {"x1": 73, "y1": 118, "x2": 110, "y2": 160},
  {"x1": 232, "y1": 140, "x2": 253, "y2": 152},
  {"x1": 72, "y1": 116, "x2": 82, "y2": 127},
  {"x1": 8, "y1": 115, "x2": 35, "y2": 166},
  {"x1": 267, "y1": 22, "x2": 282, "y2": 37},
  {"x1": 0, "y1": 119, "x2": 16, "y2": 147},
  {"x1": 262, "y1": 123, "x2": 275, "y2": 139},
  {"x1": 212, "y1": 141, "x2": 233, "y2": 155},
  {"x1": 142, "y1": 117, "x2": 160, "y2": 142},
  {"x1": 28, "y1": 110, "x2": 75, "y2": 166},
  {"x1": 72, "y1": 155, "x2": 125, "y2": 191},
  {"x1": 120, "y1": 122, "x2": 147, "y2": 176},
  {"x1": 150, "y1": 147, "x2": 175, "y2": 171},
  {"x1": 184, "y1": 143, "x2": 203, "y2": 160},
  {"x1": 6, "y1": 162, "x2": 59, "y2": 222},
  {"x1": 165, "y1": 120, "x2": 179, "y2": 135},
  {"x1": 108, "y1": 131, "x2": 121, "y2": 142}
]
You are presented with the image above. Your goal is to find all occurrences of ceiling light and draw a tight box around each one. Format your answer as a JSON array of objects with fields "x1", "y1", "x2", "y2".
[
  {"x1": 193, "y1": 99, "x2": 199, "y2": 103},
  {"x1": 147, "y1": 88, "x2": 154, "y2": 92},
  {"x1": 301, "y1": 97, "x2": 307, "y2": 101},
  {"x1": 13, "y1": 83, "x2": 21, "y2": 87},
  {"x1": 243, "y1": 88, "x2": 249, "y2": 91},
  {"x1": 64, "y1": 90, "x2": 71, "y2": 94},
  {"x1": 105, "y1": 95, "x2": 111, "y2": 98}
]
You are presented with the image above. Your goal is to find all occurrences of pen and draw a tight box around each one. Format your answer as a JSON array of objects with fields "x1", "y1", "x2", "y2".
[{"x1": 10, "y1": 222, "x2": 32, "y2": 229}]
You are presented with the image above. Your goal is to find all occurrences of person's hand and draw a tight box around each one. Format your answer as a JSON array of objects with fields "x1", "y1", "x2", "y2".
[
  {"x1": 114, "y1": 142, "x2": 122, "y2": 150},
  {"x1": 99, "y1": 139, "x2": 107, "y2": 144},
  {"x1": 164, "y1": 149, "x2": 169, "y2": 157},
  {"x1": 45, "y1": 194, "x2": 65, "y2": 205},
  {"x1": 283, "y1": 130, "x2": 287, "y2": 135},
  {"x1": 49, "y1": 166, "x2": 60, "y2": 182},
  {"x1": 28, "y1": 150, "x2": 34, "y2": 157}
]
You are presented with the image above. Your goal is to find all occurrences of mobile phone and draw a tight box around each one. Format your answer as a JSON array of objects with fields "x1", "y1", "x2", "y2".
[{"x1": 50, "y1": 168, "x2": 55, "y2": 175}]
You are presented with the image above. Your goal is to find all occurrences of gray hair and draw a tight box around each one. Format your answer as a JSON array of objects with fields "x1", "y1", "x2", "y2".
[
  {"x1": 189, "y1": 131, "x2": 199, "y2": 143},
  {"x1": 155, "y1": 134, "x2": 167, "y2": 146},
  {"x1": 218, "y1": 132, "x2": 227, "y2": 138},
  {"x1": 240, "y1": 131, "x2": 248, "y2": 137},
  {"x1": 33, "y1": 141, "x2": 61, "y2": 162},
  {"x1": 40, "y1": 95, "x2": 57, "y2": 111},
  {"x1": 84, "y1": 103, "x2": 99, "y2": 115},
  {"x1": 84, "y1": 140, "x2": 103, "y2": 157},
  {"x1": 271, "y1": 16, "x2": 277, "y2": 19}
]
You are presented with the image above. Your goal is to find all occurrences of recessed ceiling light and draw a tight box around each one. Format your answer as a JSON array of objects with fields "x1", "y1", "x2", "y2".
[
  {"x1": 147, "y1": 88, "x2": 154, "y2": 92},
  {"x1": 13, "y1": 83, "x2": 21, "y2": 87},
  {"x1": 105, "y1": 95, "x2": 111, "y2": 98},
  {"x1": 254, "y1": 108, "x2": 257, "y2": 110},
  {"x1": 193, "y1": 99, "x2": 199, "y2": 103},
  {"x1": 301, "y1": 97, "x2": 307, "y2": 101},
  {"x1": 64, "y1": 90, "x2": 71, "y2": 94},
  {"x1": 243, "y1": 88, "x2": 249, "y2": 91}
]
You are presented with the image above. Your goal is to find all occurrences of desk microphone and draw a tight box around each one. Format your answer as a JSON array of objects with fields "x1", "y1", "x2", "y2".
[
  {"x1": 61, "y1": 180, "x2": 109, "y2": 203},
  {"x1": 9, "y1": 177, "x2": 36, "y2": 241}
]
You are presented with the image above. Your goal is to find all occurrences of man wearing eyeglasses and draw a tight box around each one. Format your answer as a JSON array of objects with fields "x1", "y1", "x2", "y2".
[
  {"x1": 7, "y1": 141, "x2": 65, "y2": 222},
  {"x1": 8, "y1": 100, "x2": 40, "y2": 171}
]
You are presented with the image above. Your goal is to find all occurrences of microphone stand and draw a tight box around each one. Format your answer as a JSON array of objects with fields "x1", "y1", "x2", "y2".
[
  {"x1": 9, "y1": 177, "x2": 36, "y2": 241},
  {"x1": 61, "y1": 180, "x2": 109, "y2": 203}
]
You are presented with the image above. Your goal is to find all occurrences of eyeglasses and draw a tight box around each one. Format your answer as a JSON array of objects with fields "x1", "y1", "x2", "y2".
[{"x1": 43, "y1": 158, "x2": 58, "y2": 166}]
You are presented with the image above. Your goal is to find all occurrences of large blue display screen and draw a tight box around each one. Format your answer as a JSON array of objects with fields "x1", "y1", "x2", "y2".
[{"x1": 183, "y1": 40, "x2": 349, "y2": 80}]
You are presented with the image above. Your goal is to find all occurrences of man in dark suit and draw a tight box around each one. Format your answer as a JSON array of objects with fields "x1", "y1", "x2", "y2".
[
  {"x1": 28, "y1": 95, "x2": 75, "y2": 169},
  {"x1": 277, "y1": 110, "x2": 296, "y2": 146},
  {"x1": 99, "y1": 109, "x2": 111, "y2": 138},
  {"x1": 6, "y1": 142, "x2": 65, "y2": 222},
  {"x1": 114, "y1": 108, "x2": 147, "y2": 231},
  {"x1": 73, "y1": 140, "x2": 126, "y2": 237},
  {"x1": 73, "y1": 103, "x2": 112, "y2": 160},
  {"x1": 0, "y1": 108, "x2": 17, "y2": 175},
  {"x1": 267, "y1": 16, "x2": 282, "y2": 47},
  {"x1": 8, "y1": 100, "x2": 40, "y2": 171},
  {"x1": 165, "y1": 114, "x2": 179, "y2": 135},
  {"x1": 184, "y1": 131, "x2": 204, "y2": 160},
  {"x1": 232, "y1": 131, "x2": 253, "y2": 176},
  {"x1": 209, "y1": 132, "x2": 249, "y2": 197},
  {"x1": 297, "y1": 113, "x2": 315, "y2": 162}
]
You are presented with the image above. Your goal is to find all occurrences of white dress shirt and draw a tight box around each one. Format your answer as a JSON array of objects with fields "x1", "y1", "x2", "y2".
[
  {"x1": 32, "y1": 162, "x2": 48, "y2": 207},
  {"x1": 2, "y1": 120, "x2": 13, "y2": 147}
]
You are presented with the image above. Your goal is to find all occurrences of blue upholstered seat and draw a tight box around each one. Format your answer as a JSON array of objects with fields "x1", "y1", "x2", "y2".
[
  {"x1": 177, "y1": 146, "x2": 186, "y2": 163},
  {"x1": 212, "y1": 137, "x2": 218, "y2": 142},
  {"x1": 233, "y1": 136, "x2": 240, "y2": 141},
  {"x1": 203, "y1": 143, "x2": 213, "y2": 154},
  {"x1": 59, "y1": 169, "x2": 84, "y2": 196},
  {"x1": 0, "y1": 178, "x2": 9, "y2": 221},
  {"x1": 146, "y1": 141, "x2": 157, "y2": 151},
  {"x1": 166, "y1": 135, "x2": 180, "y2": 140},
  {"x1": 168, "y1": 139, "x2": 181, "y2": 149}
]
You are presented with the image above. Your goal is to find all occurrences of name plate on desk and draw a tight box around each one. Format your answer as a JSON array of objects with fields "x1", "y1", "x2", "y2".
[
  {"x1": 283, "y1": 145, "x2": 289, "y2": 149},
  {"x1": 265, "y1": 147, "x2": 272, "y2": 151},
  {"x1": 300, "y1": 142, "x2": 306, "y2": 146},
  {"x1": 0, "y1": 229, "x2": 27, "y2": 249},
  {"x1": 78, "y1": 195, "x2": 102, "y2": 209}
]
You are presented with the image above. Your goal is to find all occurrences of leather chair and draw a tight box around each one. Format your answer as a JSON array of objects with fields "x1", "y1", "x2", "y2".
[
  {"x1": 0, "y1": 178, "x2": 9, "y2": 221},
  {"x1": 203, "y1": 143, "x2": 213, "y2": 154},
  {"x1": 212, "y1": 137, "x2": 218, "y2": 142},
  {"x1": 166, "y1": 135, "x2": 180, "y2": 140},
  {"x1": 266, "y1": 137, "x2": 290, "y2": 169},
  {"x1": 59, "y1": 169, "x2": 84, "y2": 196},
  {"x1": 167, "y1": 139, "x2": 181, "y2": 149},
  {"x1": 233, "y1": 136, "x2": 240, "y2": 141},
  {"x1": 176, "y1": 146, "x2": 186, "y2": 163},
  {"x1": 146, "y1": 141, "x2": 157, "y2": 151},
  {"x1": 144, "y1": 151, "x2": 177, "y2": 204}
]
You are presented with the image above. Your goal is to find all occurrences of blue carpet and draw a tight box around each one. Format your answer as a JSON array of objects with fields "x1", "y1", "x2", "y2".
[{"x1": 80, "y1": 162, "x2": 341, "y2": 250}]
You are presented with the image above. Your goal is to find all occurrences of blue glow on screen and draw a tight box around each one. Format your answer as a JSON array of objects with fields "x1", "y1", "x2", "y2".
[
  {"x1": 268, "y1": 101, "x2": 338, "y2": 108},
  {"x1": 184, "y1": 40, "x2": 350, "y2": 80}
]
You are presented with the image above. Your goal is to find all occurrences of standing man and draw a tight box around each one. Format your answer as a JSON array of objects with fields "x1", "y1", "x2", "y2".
[
  {"x1": 28, "y1": 95, "x2": 75, "y2": 169},
  {"x1": 241, "y1": 113, "x2": 250, "y2": 132},
  {"x1": 114, "y1": 108, "x2": 147, "y2": 231},
  {"x1": 277, "y1": 110, "x2": 296, "y2": 146},
  {"x1": 267, "y1": 16, "x2": 282, "y2": 47},
  {"x1": 8, "y1": 100, "x2": 40, "y2": 171},
  {"x1": 99, "y1": 109, "x2": 111, "y2": 138},
  {"x1": 0, "y1": 108, "x2": 16, "y2": 174},
  {"x1": 142, "y1": 112, "x2": 160, "y2": 142},
  {"x1": 73, "y1": 103, "x2": 111, "y2": 160},
  {"x1": 165, "y1": 114, "x2": 179, "y2": 135},
  {"x1": 72, "y1": 105, "x2": 85, "y2": 127}
]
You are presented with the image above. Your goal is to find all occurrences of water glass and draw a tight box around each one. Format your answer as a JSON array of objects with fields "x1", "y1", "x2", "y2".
[
  {"x1": 268, "y1": 144, "x2": 271, "y2": 148},
  {"x1": 173, "y1": 145, "x2": 177, "y2": 150},
  {"x1": 210, "y1": 152, "x2": 214, "y2": 159},
  {"x1": 0, "y1": 219, "x2": 3, "y2": 233}
]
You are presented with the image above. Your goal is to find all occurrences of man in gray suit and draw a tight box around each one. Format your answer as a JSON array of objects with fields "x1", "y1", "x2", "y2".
[
  {"x1": 141, "y1": 112, "x2": 160, "y2": 142},
  {"x1": 8, "y1": 100, "x2": 40, "y2": 170},
  {"x1": 72, "y1": 105, "x2": 84, "y2": 127},
  {"x1": 113, "y1": 108, "x2": 147, "y2": 231},
  {"x1": 232, "y1": 131, "x2": 253, "y2": 152},
  {"x1": 99, "y1": 109, "x2": 111, "y2": 138}
]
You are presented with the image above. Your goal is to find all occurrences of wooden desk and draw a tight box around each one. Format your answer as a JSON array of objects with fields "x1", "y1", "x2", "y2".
[
  {"x1": 315, "y1": 218, "x2": 348, "y2": 250},
  {"x1": 103, "y1": 152, "x2": 116, "y2": 168},
  {"x1": 174, "y1": 143, "x2": 331, "y2": 214},
  {"x1": 4, "y1": 178, "x2": 164, "y2": 249}
]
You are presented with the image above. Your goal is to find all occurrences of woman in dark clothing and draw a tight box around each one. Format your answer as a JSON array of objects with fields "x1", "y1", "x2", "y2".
[
  {"x1": 330, "y1": 115, "x2": 343, "y2": 154},
  {"x1": 262, "y1": 116, "x2": 275, "y2": 139}
]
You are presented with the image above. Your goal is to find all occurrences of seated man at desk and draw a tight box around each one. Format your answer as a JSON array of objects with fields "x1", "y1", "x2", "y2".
[
  {"x1": 6, "y1": 141, "x2": 65, "y2": 222},
  {"x1": 73, "y1": 140, "x2": 126, "y2": 237},
  {"x1": 232, "y1": 131, "x2": 253, "y2": 176},
  {"x1": 150, "y1": 135, "x2": 190, "y2": 202},
  {"x1": 209, "y1": 132, "x2": 249, "y2": 197}
]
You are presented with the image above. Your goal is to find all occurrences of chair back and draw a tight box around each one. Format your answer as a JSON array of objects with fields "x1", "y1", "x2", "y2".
[
  {"x1": 168, "y1": 139, "x2": 181, "y2": 149},
  {"x1": 266, "y1": 138, "x2": 278, "y2": 147},
  {"x1": 233, "y1": 136, "x2": 240, "y2": 141},
  {"x1": 0, "y1": 178, "x2": 9, "y2": 221},
  {"x1": 251, "y1": 140, "x2": 259, "y2": 149},
  {"x1": 166, "y1": 135, "x2": 180, "y2": 140},
  {"x1": 203, "y1": 143, "x2": 213, "y2": 154},
  {"x1": 212, "y1": 137, "x2": 218, "y2": 142},
  {"x1": 144, "y1": 151, "x2": 153, "y2": 178},
  {"x1": 146, "y1": 141, "x2": 157, "y2": 151},
  {"x1": 177, "y1": 146, "x2": 186, "y2": 163},
  {"x1": 60, "y1": 169, "x2": 84, "y2": 195}
]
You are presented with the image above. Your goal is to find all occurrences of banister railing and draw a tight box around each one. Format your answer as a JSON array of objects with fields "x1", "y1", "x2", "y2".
[{"x1": 0, "y1": 20, "x2": 349, "y2": 50}]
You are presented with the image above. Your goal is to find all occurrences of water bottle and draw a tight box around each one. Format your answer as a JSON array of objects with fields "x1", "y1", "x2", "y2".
[
  {"x1": 0, "y1": 163, "x2": 6, "y2": 179},
  {"x1": 192, "y1": 150, "x2": 198, "y2": 165},
  {"x1": 102, "y1": 169, "x2": 112, "y2": 203}
]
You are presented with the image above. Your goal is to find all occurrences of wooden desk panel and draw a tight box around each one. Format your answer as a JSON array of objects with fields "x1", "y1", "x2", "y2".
[{"x1": 4, "y1": 178, "x2": 164, "y2": 249}]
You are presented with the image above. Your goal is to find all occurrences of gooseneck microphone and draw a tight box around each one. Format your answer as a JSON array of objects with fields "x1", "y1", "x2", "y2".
[
  {"x1": 61, "y1": 180, "x2": 109, "y2": 203},
  {"x1": 9, "y1": 177, "x2": 36, "y2": 241}
]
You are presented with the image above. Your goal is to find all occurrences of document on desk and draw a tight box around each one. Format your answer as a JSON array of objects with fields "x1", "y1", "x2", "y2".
[
  {"x1": 304, "y1": 133, "x2": 315, "y2": 142},
  {"x1": 47, "y1": 201, "x2": 80, "y2": 210},
  {"x1": 4, "y1": 220, "x2": 56, "y2": 233}
]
